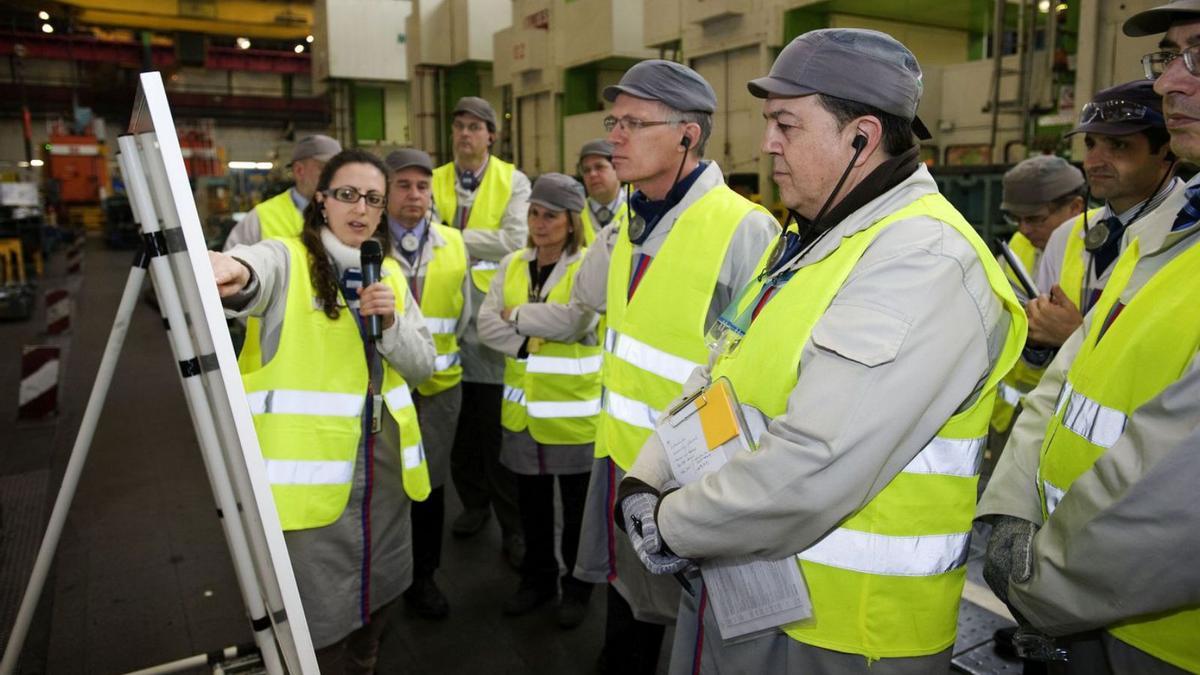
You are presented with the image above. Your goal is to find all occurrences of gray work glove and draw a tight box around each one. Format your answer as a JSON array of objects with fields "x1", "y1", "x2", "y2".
[
  {"x1": 620, "y1": 491, "x2": 692, "y2": 576},
  {"x1": 984, "y1": 516, "x2": 1067, "y2": 661},
  {"x1": 983, "y1": 515, "x2": 1038, "y2": 608}
]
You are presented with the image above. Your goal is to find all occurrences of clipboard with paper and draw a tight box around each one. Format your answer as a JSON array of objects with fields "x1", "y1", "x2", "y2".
[{"x1": 656, "y1": 378, "x2": 812, "y2": 641}]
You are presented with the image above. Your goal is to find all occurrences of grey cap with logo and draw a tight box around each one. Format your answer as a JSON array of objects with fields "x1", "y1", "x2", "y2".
[
  {"x1": 747, "y1": 28, "x2": 933, "y2": 140},
  {"x1": 1001, "y1": 155, "x2": 1086, "y2": 216}
]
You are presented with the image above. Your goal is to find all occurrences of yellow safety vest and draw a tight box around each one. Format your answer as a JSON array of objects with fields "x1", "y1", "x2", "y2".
[
  {"x1": 238, "y1": 190, "x2": 304, "y2": 373},
  {"x1": 431, "y1": 157, "x2": 516, "y2": 292},
  {"x1": 242, "y1": 238, "x2": 431, "y2": 531},
  {"x1": 711, "y1": 193, "x2": 1025, "y2": 658},
  {"x1": 991, "y1": 209, "x2": 1098, "y2": 433},
  {"x1": 414, "y1": 224, "x2": 467, "y2": 396},
  {"x1": 600, "y1": 184, "x2": 771, "y2": 469},
  {"x1": 499, "y1": 251, "x2": 602, "y2": 444},
  {"x1": 581, "y1": 200, "x2": 629, "y2": 247},
  {"x1": 1037, "y1": 237, "x2": 1200, "y2": 673}
]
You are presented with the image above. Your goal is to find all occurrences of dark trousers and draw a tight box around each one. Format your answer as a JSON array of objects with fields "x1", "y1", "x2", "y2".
[
  {"x1": 410, "y1": 485, "x2": 444, "y2": 577},
  {"x1": 516, "y1": 471, "x2": 590, "y2": 589},
  {"x1": 450, "y1": 382, "x2": 520, "y2": 535},
  {"x1": 602, "y1": 585, "x2": 665, "y2": 674}
]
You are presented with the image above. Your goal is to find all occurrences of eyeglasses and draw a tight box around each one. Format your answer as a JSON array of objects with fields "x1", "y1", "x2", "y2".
[
  {"x1": 1080, "y1": 99, "x2": 1164, "y2": 126},
  {"x1": 1002, "y1": 211, "x2": 1052, "y2": 228},
  {"x1": 324, "y1": 186, "x2": 386, "y2": 209},
  {"x1": 1142, "y1": 44, "x2": 1200, "y2": 79},
  {"x1": 452, "y1": 120, "x2": 487, "y2": 133},
  {"x1": 602, "y1": 115, "x2": 678, "y2": 133}
]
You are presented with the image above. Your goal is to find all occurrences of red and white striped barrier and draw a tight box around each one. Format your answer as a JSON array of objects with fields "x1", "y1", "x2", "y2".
[
  {"x1": 45, "y1": 289, "x2": 70, "y2": 334},
  {"x1": 66, "y1": 239, "x2": 83, "y2": 275},
  {"x1": 19, "y1": 345, "x2": 60, "y2": 420}
]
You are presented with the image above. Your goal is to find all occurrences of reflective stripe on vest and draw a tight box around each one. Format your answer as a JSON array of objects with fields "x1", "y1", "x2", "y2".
[
  {"x1": 711, "y1": 193, "x2": 1026, "y2": 659},
  {"x1": 265, "y1": 459, "x2": 354, "y2": 485},
  {"x1": 241, "y1": 238, "x2": 431, "y2": 531},
  {"x1": 500, "y1": 250, "x2": 602, "y2": 445},
  {"x1": 1036, "y1": 235, "x2": 1200, "y2": 671},
  {"x1": 605, "y1": 328, "x2": 699, "y2": 385},
  {"x1": 425, "y1": 317, "x2": 459, "y2": 334},
  {"x1": 415, "y1": 223, "x2": 467, "y2": 396},
  {"x1": 247, "y1": 390, "x2": 363, "y2": 417},
  {"x1": 237, "y1": 192, "x2": 305, "y2": 374},
  {"x1": 599, "y1": 183, "x2": 772, "y2": 467},
  {"x1": 431, "y1": 159, "x2": 516, "y2": 291}
]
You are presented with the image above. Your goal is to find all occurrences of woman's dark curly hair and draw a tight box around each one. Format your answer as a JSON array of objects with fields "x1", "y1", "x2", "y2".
[{"x1": 299, "y1": 149, "x2": 393, "y2": 319}]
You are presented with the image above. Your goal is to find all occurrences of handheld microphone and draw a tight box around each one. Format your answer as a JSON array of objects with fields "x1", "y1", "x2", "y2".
[{"x1": 360, "y1": 240, "x2": 384, "y2": 341}]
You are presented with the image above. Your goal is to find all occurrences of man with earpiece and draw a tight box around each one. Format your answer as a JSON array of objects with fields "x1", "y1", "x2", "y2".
[
  {"x1": 504, "y1": 60, "x2": 779, "y2": 673},
  {"x1": 613, "y1": 29, "x2": 1027, "y2": 673},
  {"x1": 430, "y1": 96, "x2": 529, "y2": 568}
]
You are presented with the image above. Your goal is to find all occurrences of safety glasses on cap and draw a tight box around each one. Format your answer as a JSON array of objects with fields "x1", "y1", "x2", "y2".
[
  {"x1": 1142, "y1": 45, "x2": 1200, "y2": 79},
  {"x1": 1078, "y1": 99, "x2": 1164, "y2": 126}
]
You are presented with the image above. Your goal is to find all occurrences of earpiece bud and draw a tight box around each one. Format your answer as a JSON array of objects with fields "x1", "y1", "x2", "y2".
[
  {"x1": 852, "y1": 134, "x2": 868, "y2": 150},
  {"x1": 680, "y1": 136, "x2": 692, "y2": 149}
]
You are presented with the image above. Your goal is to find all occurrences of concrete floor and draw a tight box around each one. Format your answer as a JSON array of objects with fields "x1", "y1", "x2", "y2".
[{"x1": 0, "y1": 238, "x2": 1020, "y2": 674}]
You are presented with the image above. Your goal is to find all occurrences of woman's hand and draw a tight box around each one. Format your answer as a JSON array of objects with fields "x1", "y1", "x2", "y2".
[
  {"x1": 209, "y1": 251, "x2": 251, "y2": 297},
  {"x1": 358, "y1": 282, "x2": 397, "y2": 330}
]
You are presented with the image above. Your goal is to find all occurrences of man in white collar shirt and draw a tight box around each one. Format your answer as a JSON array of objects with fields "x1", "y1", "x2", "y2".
[
  {"x1": 507, "y1": 59, "x2": 779, "y2": 672},
  {"x1": 616, "y1": 29, "x2": 1026, "y2": 673},
  {"x1": 430, "y1": 97, "x2": 528, "y2": 561},
  {"x1": 223, "y1": 134, "x2": 341, "y2": 248},
  {"x1": 383, "y1": 149, "x2": 472, "y2": 620},
  {"x1": 576, "y1": 138, "x2": 628, "y2": 243},
  {"x1": 1029, "y1": 80, "x2": 1180, "y2": 347},
  {"x1": 977, "y1": 2, "x2": 1200, "y2": 672}
]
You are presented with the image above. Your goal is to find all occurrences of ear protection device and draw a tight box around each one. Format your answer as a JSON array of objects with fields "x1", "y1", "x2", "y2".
[
  {"x1": 852, "y1": 134, "x2": 868, "y2": 150},
  {"x1": 680, "y1": 135, "x2": 692, "y2": 149}
]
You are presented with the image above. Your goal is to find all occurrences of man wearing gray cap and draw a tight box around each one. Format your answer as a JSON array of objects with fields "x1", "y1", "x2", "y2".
[
  {"x1": 975, "y1": 4, "x2": 1200, "y2": 672},
  {"x1": 507, "y1": 59, "x2": 779, "y2": 672},
  {"x1": 989, "y1": 156, "x2": 1085, "y2": 435},
  {"x1": 576, "y1": 138, "x2": 628, "y2": 243},
  {"x1": 383, "y1": 148, "x2": 472, "y2": 620},
  {"x1": 616, "y1": 29, "x2": 1026, "y2": 673},
  {"x1": 223, "y1": 134, "x2": 341, "y2": 250},
  {"x1": 431, "y1": 96, "x2": 528, "y2": 559}
]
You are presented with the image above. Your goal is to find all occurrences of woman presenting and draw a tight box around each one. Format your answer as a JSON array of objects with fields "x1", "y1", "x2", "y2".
[
  {"x1": 478, "y1": 173, "x2": 600, "y2": 628},
  {"x1": 209, "y1": 149, "x2": 435, "y2": 673}
]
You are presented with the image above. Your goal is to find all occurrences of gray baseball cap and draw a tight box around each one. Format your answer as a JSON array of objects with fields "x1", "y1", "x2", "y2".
[
  {"x1": 453, "y1": 96, "x2": 498, "y2": 131},
  {"x1": 1001, "y1": 155, "x2": 1086, "y2": 216},
  {"x1": 384, "y1": 148, "x2": 434, "y2": 174},
  {"x1": 748, "y1": 29, "x2": 932, "y2": 140},
  {"x1": 1124, "y1": 0, "x2": 1200, "y2": 36},
  {"x1": 290, "y1": 134, "x2": 341, "y2": 164},
  {"x1": 602, "y1": 60, "x2": 717, "y2": 114},
  {"x1": 529, "y1": 173, "x2": 585, "y2": 213},
  {"x1": 579, "y1": 138, "x2": 614, "y2": 160}
]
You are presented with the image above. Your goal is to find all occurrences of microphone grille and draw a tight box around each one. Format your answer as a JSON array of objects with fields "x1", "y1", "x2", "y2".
[{"x1": 360, "y1": 239, "x2": 383, "y2": 259}]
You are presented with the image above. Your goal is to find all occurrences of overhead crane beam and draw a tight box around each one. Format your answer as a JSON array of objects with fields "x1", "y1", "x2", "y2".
[{"x1": 56, "y1": 0, "x2": 313, "y2": 40}]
